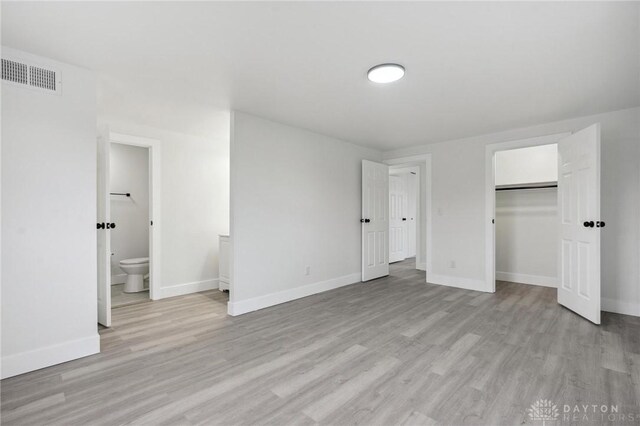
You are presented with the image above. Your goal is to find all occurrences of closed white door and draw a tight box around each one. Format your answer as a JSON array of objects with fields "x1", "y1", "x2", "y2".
[
  {"x1": 362, "y1": 160, "x2": 389, "y2": 281},
  {"x1": 557, "y1": 124, "x2": 601, "y2": 324},
  {"x1": 97, "y1": 135, "x2": 111, "y2": 327},
  {"x1": 389, "y1": 175, "x2": 406, "y2": 263}
]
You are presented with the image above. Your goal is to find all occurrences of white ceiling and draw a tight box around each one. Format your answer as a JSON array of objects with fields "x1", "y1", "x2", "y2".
[{"x1": 2, "y1": 2, "x2": 639, "y2": 150}]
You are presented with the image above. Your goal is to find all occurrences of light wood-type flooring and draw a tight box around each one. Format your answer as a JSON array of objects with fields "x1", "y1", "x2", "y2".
[
  {"x1": 2, "y1": 259, "x2": 639, "y2": 425},
  {"x1": 111, "y1": 283, "x2": 149, "y2": 308}
]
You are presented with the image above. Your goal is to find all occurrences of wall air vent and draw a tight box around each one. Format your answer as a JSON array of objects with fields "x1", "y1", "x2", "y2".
[
  {"x1": 29, "y1": 65, "x2": 57, "y2": 91},
  {"x1": 1, "y1": 57, "x2": 61, "y2": 94},
  {"x1": 2, "y1": 58, "x2": 28, "y2": 85}
]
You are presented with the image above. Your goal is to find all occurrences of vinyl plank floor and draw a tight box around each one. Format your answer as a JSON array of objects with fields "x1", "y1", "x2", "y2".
[{"x1": 2, "y1": 260, "x2": 639, "y2": 425}]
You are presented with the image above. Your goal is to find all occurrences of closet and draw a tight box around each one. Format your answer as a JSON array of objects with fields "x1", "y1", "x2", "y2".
[{"x1": 494, "y1": 144, "x2": 559, "y2": 288}]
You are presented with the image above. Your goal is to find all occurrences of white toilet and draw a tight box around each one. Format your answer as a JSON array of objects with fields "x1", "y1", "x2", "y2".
[{"x1": 119, "y1": 257, "x2": 149, "y2": 293}]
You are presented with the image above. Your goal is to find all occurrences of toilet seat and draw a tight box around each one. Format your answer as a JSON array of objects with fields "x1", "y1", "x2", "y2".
[{"x1": 120, "y1": 257, "x2": 149, "y2": 265}]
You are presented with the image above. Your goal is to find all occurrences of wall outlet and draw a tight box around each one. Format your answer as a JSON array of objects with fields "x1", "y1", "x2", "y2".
[
  {"x1": 450, "y1": 260, "x2": 456, "y2": 269},
  {"x1": 305, "y1": 266, "x2": 311, "y2": 276}
]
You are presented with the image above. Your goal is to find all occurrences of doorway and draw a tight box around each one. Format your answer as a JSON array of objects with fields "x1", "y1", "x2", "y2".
[
  {"x1": 485, "y1": 126, "x2": 603, "y2": 324},
  {"x1": 361, "y1": 155, "x2": 432, "y2": 283},
  {"x1": 389, "y1": 167, "x2": 419, "y2": 266},
  {"x1": 97, "y1": 131, "x2": 162, "y2": 327},
  {"x1": 494, "y1": 144, "x2": 559, "y2": 289},
  {"x1": 109, "y1": 143, "x2": 151, "y2": 307},
  {"x1": 385, "y1": 154, "x2": 432, "y2": 276}
]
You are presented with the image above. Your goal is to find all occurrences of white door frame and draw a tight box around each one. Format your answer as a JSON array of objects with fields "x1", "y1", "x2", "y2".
[
  {"x1": 484, "y1": 132, "x2": 570, "y2": 292},
  {"x1": 108, "y1": 132, "x2": 162, "y2": 300},
  {"x1": 384, "y1": 154, "x2": 432, "y2": 278}
]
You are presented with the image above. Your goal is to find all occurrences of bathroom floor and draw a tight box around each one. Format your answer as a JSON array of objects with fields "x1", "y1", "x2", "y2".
[{"x1": 111, "y1": 281, "x2": 149, "y2": 308}]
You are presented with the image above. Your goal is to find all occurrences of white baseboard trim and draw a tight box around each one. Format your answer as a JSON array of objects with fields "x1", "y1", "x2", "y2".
[
  {"x1": 228, "y1": 272, "x2": 361, "y2": 316},
  {"x1": 496, "y1": 271, "x2": 557, "y2": 288},
  {"x1": 416, "y1": 262, "x2": 427, "y2": 271},
  {"x1": 111, "y1": 273, "x2": 126, "y2": 285},
  {"x1": 157, "y1": 278, "x2": 219, "y2": 299},
  {"x1": 426, "y1": 272, "x2": 490, "y2": 293},
  {"x1": 1, "y1": 334, "x2": 100, "y2": 379},
  {"x1": 602, "y1": 297, "x2": 640, "y2": 317}
]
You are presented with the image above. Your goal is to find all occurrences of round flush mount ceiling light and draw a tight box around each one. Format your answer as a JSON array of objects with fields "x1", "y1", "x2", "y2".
[{"x1": 367, "y1": 63, "x2": 405, "y2": 83}]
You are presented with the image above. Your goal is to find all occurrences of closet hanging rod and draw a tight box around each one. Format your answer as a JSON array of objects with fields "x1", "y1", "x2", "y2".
[
  {"x1": 110, "y1": 192, "x2": 131, "y2": 197},
  {"x1": 495, "y1": 183, "x2": 557, "y2": 192}
]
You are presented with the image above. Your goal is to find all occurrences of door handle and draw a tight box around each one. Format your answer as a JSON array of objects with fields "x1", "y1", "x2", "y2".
[
  {"x1": 107, "y1": 223, "x2": 116, "y2": 229},
  {"x1": 583, "y1": 221, "x2": 595, "y2": 228},
  {"x1": 360, "y1": 218, "x2": 371, "y2": 223},
  {"x1": 402, "y1": 218, "x2": 407, "y2": 221},
  {"x1": 596, "y1": 221, "x2": 605, "y2": 228},
  {"x1": 97, "y1": 222, "x2": 105, "y2": 229}
]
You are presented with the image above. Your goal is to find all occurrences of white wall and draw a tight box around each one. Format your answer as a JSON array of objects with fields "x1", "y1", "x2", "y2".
[
  {"x1": 1, "y1": 48, "x2": 99, "y2": 378},
  {"x1": 495, "y1": 189, "x2": 557, "y2": 287},
  {"x1": 384, "y1": 107, "x2": 640, "y2": 317},
  {"x1": 109, "y1": 144, "x2": 150, "y2": 282},
  {"x1": 99, "y1": 117, "x2": 230, "y2": 299},
  {"x1": 495, "y1": 144, "x2": 558, "y2": 186},
  {"x1": 229, "y1": 112, "x2": 382, "y2": 315}
]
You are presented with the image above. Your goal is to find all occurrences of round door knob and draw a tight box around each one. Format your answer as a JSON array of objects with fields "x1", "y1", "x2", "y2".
[
  {"x1": 107, "y1": 223, "x2": 116, "y2": 229},
  {"x1": 597, "y1": 221, "x2": 606, "y2": 228},
  {"x1": 365, "y1": 219, "x2": 371, "y2": 223},
  {"x1": 583, "y1": 221, "x2": 594, "y2": 228}
]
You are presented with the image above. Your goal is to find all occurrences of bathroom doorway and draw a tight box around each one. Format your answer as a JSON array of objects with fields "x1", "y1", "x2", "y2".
[
  {"x1": 110, "y1": 143, "x2": 151, "y2": 307},
  {"x1": 97, "y1": 131, "x2": 161, "y2": 327}
]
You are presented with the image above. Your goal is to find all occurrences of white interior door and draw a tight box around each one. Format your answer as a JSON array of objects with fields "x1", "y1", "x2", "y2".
[
  {"x1": 97, "y1": 135, "x2": 112, "y2": 327},
  {"x1": 362, "y1": 160, "x2": 389, "y2": 281},
  {"x1": 389, "y1": 175, "x2": 406, "y2": 263},
  {"x1": 406, "y1": 172, "x2": 418, "y2": 258},
  {"x1": 557, "y1": 123, "x2": 601, "y2": 324}
]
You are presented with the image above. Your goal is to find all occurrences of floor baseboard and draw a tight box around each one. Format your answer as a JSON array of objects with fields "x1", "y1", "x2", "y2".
[
  {"x1": 157, "y1": 279, "x2": 219, "y2": 299},
  {"x1": 111, "y1": 273, "x2": 127, "y2": 285},
  {"x1": 228, "y1": 273, "x2": 361, "y2": 316},
  {"x1": 602, "y1": 297, "x2": 640, "y2": 317},
  {"x1": 1, "y1": 334, "x2": 100, "y2": 379},
  {"x1": 496, "y1": 271, "x2": 557, "y2": 288},
  {"x1": 426, "y1": 272, "x2": 490, "y2": 292}
]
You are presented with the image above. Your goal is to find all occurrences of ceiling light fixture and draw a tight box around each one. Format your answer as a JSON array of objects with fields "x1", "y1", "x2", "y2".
[{"x1": 367, "y1": 63, "x2": 405, "y2": 83}]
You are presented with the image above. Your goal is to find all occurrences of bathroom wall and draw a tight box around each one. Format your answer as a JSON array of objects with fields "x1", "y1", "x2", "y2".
[{"x1": 110, "y1": 143, "x2": 150, "y2": 283}]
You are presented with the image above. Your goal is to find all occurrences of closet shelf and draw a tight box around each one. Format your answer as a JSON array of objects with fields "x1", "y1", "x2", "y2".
[{"x1": 495, "y1": 181, "x2": 557, "y2": 191}]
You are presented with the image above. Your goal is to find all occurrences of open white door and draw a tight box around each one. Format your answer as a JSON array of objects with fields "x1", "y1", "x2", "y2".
[
  {"x1": 389, "y1": 174, "x2": 406, "y2": 263},
  {"x1": 97, "y1": 135, "x2": 112, "y2": 327},
  {"x1": 362, "y1": 160, "x2": 389, "y2": 281},
  {"x1": 557, "y1": 124, "x2": 601, "y2": 324}
]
